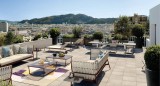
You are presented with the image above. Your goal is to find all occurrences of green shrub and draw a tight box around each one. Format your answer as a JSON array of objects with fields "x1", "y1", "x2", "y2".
[
  {"x1": 84, "y1": 34, "x2": 93, "y2": 39},
  {"x1": 42, "y1": 33, "x2": 48, "y2": 39},
  {"x1": 72, "y1": 27, "x2": 82, "y2": 38},
  {"x1": 121, "y1": 36, "x2": 128, "y2": 40},
  {"x1": 14, "y1": 35, "x2": 23, "y2": 43},
  {"x1": 93, "y1": 31, "x2": 103, "y2": 41},
  {"x1": 144, "y1": 45, "x2": 160, "y2": 71},
  {"x1": 49, "y1": 28, "x2": 60, "y2": 38},
  {"x1": 113, "y1": 34, "x2": 122, "y2": 40},
  {"x1": 105, "y1": 35, "x2": 112, "y2": 42},
  {"x1": 5, "y1": 32, "x2": 15, "y2": 45},
  {"x1": 63, "y1": 34, "x2": 74, "y2": 38},
  {"x1": 33, "y1": 33, "x2": 42, "y2": 41}
]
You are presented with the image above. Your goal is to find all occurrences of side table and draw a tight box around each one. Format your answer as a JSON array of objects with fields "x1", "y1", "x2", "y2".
[
  {"x1": 64, "y1": 72, "x2": 83, "y2": 86},
  {"x1": 64, "y1": 77, "x2": 83, "y2": 86}
]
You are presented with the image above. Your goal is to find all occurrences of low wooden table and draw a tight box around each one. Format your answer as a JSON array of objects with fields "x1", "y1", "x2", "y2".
[
  {"x1": 46, "y1": 55, "x2": 72, "y2": 66},
  {"x1": 28, "y1": 61, "x2": 56, "y2": 76}
]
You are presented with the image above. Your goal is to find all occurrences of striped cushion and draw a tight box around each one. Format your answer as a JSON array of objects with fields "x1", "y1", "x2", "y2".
[
  {"x1": 9, "y1": 49, "x2": 13, "y2": 56},
  {"x1": 13, "y1": 45, "x2": 20, "y2": 54},
  {"x1": 27, "y1": 47, "x2": 33, "y2": 54},
  {"x1": 19, "y1": 46, "x2": 27, "y2": 54},
  {"x1": 72, "y1": 60, "x2": 98, "y2": 74}
]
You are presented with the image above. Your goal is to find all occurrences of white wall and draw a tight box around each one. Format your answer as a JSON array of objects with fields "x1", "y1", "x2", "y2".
[{"x1": 149, "y1": 4, "x2": 160, "y2": 46}]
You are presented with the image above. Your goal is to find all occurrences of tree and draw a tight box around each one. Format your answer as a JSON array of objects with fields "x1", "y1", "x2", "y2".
[
  {"x1": 72, "y1": 27, "x2": 82, "y2": 38},
  {"x1": 142, "y1": 20, "x2": 149, "y2": 35},
  {"x1": 93, "y1": 31, "x2": 103, "y2": 41},
  {"x1": 49, "y1": 28, "x2": 60, "y2": 44},
  {"x1": 114, "y1": 16, "x2": 131, "y2": 37},
  {"x1": 5, "y1": 32, "x2": 15, "y2": 45},
  {"x1": 132, "y1": 24, "x2": 145, "y2": 37}
]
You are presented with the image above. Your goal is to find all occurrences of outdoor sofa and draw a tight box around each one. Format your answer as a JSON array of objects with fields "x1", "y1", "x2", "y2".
[
  {"x1": 71, "y1": 49, "x2": 110, "y2": 83},
  {"x1": 0, "y1": 44, "x2": 34, "y2": 67}
]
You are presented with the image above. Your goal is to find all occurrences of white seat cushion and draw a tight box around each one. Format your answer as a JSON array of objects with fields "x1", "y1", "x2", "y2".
[
  {"x1": 48, "y1": 45, "x2": 61, "y2": 49},
  {"x1": 0, "y1": 54, "x2": 33, "y2": 66}
]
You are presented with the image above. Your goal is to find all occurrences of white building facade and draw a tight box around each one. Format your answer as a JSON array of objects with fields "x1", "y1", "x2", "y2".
[
  {"x1": 0, "y1": 22, "x2": 8, "y2": 32},
  {"x1": 149, "y1": 4, "x2": 160, "y2": 46}
]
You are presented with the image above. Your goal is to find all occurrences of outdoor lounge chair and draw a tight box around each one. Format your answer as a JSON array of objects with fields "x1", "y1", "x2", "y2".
[
  {"x1": 109, "y1": 40, "x2": 118, "y2": 53},
  {"x1": 47, "y1": 42, "x2": 69, "y2": 53},
  {"x1": 0, "y1": 65, "x2": 12, "y2": 85},
  {"x1": 71, "y1": 50, "x2": 110, "y2": 83},
  {"x1": 124, "y1": 42, "x2": 136, "y2": 55}
]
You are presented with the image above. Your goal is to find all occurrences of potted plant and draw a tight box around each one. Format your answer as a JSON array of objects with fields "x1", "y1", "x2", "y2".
[
  {"x1": 93, "y1": 31, "x2": 103, "y2": 41},
  {"x1": 132, "y1": 24, "x2": 145, "y2": 48},
  {"x1": 49, "y1": 28, "x2": 60, "y2": 45},
  {"x1": 144, "y1": 45, "x2": 160, "y2": 86}
]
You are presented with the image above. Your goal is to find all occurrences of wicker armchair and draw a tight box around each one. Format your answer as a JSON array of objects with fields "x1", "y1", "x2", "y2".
[{"x1": 0, "y1": 65, "x2": 12, "y2": 85}]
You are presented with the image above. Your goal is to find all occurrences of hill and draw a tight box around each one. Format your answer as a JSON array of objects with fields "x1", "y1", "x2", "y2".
[
  {"x1": 0, "y1": 20, "x2": 18, "y2": 24},
  {"x1": 19, "y1": 14, "x2": 118, "y2": 24}
]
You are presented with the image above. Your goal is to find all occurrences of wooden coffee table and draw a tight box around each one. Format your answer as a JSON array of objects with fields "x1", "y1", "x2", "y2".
[
  {"x1": 46, "y1": 55, "x2": 72, "y2": 66},
  {"x1": 28, "y1": 61, "x2": 57, "y2": 76}
]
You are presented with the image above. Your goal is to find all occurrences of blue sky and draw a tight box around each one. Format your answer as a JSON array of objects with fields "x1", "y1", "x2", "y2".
[{"x1": 0, "y1": 0, "x2": 159, "y2": 21}]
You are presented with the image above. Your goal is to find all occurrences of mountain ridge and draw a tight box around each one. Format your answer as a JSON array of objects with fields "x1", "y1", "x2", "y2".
[{"x1": 19, "y1": 14, "x2": 118, "y2": 24}]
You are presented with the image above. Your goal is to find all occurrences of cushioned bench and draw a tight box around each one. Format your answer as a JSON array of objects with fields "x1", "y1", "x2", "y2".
[{"x1": 0, "y1": 45, "x2": 34, "y2": 67}]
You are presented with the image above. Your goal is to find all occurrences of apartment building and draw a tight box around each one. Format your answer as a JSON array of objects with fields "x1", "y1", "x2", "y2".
[
  {"x1": 128, "y1": 13, "x2": 148, "y2": 24},
  {"x1": 149, "y1": 4, "x2": 160, "y2": 46},
  {"x1": 0, "y1": 22, "x2": 8, "y2": 32}
]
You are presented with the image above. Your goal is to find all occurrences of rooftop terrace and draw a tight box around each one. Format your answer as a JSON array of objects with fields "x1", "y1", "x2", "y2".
[{"x1": 11, "y1": 46, "x2": 146, "y2": 86}]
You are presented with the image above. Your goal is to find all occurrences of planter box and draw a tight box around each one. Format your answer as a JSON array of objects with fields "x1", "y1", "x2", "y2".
[
  {"x1": 63, "y1": 38, "x2": 84, "y2": 45},
  {"x1": 146, "y1": 68, "x2": 159, "y2": 86}
]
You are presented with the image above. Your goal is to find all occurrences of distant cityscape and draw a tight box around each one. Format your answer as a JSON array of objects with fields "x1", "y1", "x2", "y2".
[{"x1": 0, "y1": 13, "x2": 148, "y2": 42}]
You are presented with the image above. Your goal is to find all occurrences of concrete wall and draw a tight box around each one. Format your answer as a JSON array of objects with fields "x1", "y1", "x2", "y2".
[
  {"x1": 149, "y1": 4, "x2": 160, "y2": 46},
  {"x1": 0, "y1": 38, "x2": 52, "y2": 50},
  {"x1": 21, "y1": 38, "x2": 52, "y2": 49}
]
